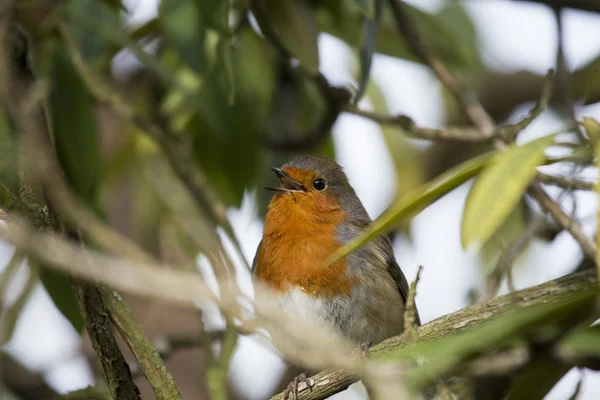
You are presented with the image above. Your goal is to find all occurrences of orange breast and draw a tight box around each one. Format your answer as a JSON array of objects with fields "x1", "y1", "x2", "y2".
[{"x1": 255, "y1": 192, "x2": 355, "y2": 297}]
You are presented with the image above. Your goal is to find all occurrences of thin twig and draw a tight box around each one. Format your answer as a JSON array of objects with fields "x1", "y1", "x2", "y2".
[
  {"x1": 553, "y1": 8, "x2": 588, "y2": 144},
  {"x1": 403, "y1": 265, "x2": 423, "y2": 341},
  {"x1": 387, "y1": 0, "x2": 495, "y2": 137},
  {"x1": 536, "y1": 171, "x2": 595, "y2": 191},
  {"x1": 0, "y1": 219, "x2": 361, "y2": 375},
  {"x1": 345, "y1": 108, "x2": 485, "y2": 142},
  {"x1": 529, "y1": 181, "x2": 595, "y2": 259}
]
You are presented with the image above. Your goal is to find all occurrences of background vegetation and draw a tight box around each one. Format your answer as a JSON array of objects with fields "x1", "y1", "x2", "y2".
[{"x1": 1, "y1": 0, "x2": 600, "y2": 399}]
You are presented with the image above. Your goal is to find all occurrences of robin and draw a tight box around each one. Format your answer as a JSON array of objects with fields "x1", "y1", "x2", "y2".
[{"x1": 252, "y1": 155, "x2": 419, "y2": 399}]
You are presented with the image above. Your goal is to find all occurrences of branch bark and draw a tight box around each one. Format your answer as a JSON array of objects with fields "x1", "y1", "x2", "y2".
[{"x1": 270, "y1": 269, "x2": 597, "y2": 400}]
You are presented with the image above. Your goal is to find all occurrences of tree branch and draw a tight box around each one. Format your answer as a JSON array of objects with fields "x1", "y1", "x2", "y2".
[
  {"x1": 269, "y1": 269, "x2": 597, "y2": 400},
  {"x1": 387, "y1": 0, "x2": 596, "y2": 261}
]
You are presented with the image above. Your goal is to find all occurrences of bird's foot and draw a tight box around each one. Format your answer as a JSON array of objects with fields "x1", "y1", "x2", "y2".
[
  {"x1": 283, "y1": 372, "x2": 313, "y2": 400},
  {"x1": 359, "y1": 341, "x2": 373, "y2": 359}
]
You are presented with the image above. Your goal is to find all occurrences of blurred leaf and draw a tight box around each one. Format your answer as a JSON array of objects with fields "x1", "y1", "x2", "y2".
[
  {"x1": 381, "y1": 288, "x2": 596, "y2": 390},
  {"x1": 318, "y1": 0, "x2": 478, "y2": 71},
  {"x1": 354, "y1": 0, "x2": 382, "y2": 104},
  {"x1": 582, "y1": 117, "x2": 600, "y2": 145},
  {"x1": 559, "y1": 324, "x2": 600, "y2": 358},
  {"x1": 44, "y1": 42, "x2": 102, "y2": 333},
  {"x1": 461, "y1": 135, "x2": 556, "y2": 250},
  {"x1": 99, "y1": 0, "x2": 126, "y2": 11},
  {"x1": 67, "y1": 0, "x2": 121, "y2": 71},
  {"x1": 130, "y1": 17, "x2": 160, "y2": 41},
  {"x1": 48, "y1": 44, "x2": 102, "y2": 206},
  {"x1": 480, "y1": 200, "x2": 529, "y2": 274},
  {"x1": 254, "y1": 0, "x2": 320, "y2": 75},
  {"x1": 38, "y1": 266, "x2": 84, "y2": 333},
  {"x1": 506, "y1": 358, "x2": 570, "y2": 400},
  {"x1": 435, "y1": 0, "x2": 479, "y2": 56},
  {"x1": 196, "y1": 0, "x2": 233, "y2": 34},
  {"x1": 354, "y1": 0, "x2": 375, "y2": 18},
  {"x1": 159, "y1": 0, "x2": 206, "y2": 74},
  {"x1": 573, "y1": 55, "x2": 600, "y2": 106},
  {"x1": 191, "y1": 24, "x2": 277, "y2": 207},
  {"x1": 329, "y1": 150, "x2": 496, "y2": 264},
  {"x1": 0, "y1": 108, "x2": 18, "y2": 194}
]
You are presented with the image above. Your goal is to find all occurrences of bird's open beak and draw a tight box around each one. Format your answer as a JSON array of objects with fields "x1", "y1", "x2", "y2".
[{"x1": 265, "y1": 167, "x2": 307, "y2": 193}]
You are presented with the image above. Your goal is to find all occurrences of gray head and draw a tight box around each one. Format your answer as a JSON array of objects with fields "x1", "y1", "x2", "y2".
[{"x1": 265, "y1": 155, "x2": 370, "y2": 222}]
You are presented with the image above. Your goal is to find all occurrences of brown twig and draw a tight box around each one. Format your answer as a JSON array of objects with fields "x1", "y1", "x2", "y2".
[
  {"x1": 387, "y1": 0, "x2": 495, "y2": 138},
  {"x1": 536, "y1": 171, "x2": 595, "y2": 191},
  {"x1": 529, "y1": 182, "x2": 596, "y2": 259}
]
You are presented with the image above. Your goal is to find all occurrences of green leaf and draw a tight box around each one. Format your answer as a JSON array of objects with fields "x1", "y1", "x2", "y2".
[
  {"x1": 98, "y1": 0, "x2": 126, "y2": 11},
  {"x1": 159, "y1": 0, "x2": 206, "y2": 74},
  {"x1": 354, "y1": 0, "x2": 382, "y2": 105},
  {"x1": 0, "y1": 108, "x2": 18, "y2": 193},
  {"x1": 354, "y1": 0, "x2": 375, "y2": 18},
  {"x1": 318, "y1": 0, "x2": 478, "y2": 71},
  {"x1": 48, "y1": 43, "x2": 102, "y2": 210},
  {"x1": 44, "y1": 42, "x2": 103, "y2": 333},
  {"x1": 67, "y1": 0, "x2": 122, "y2": 71},
  {"x1": 461, "y1": 134, "x2": 556, "y2": 250},
  {"x1": 507, "y1": 359, "x2": 570, "y2": 400},
  {"x1": 191, "y1": 24, "x2": 277, "y2": 207},
  {"x1": 559, "y1": 324, "x2": 600, "y2": 358},
  {"x1": 329, "y1": 150, "x2": 496, "y2": 264},
  {"x1": 254, "y1": 0, "x2": 320, "y2": 75},
  {"x1": 582, "y1": 117, "x2": 600, "y2": 145},
  {"x1": 38, "y1": 267, "x2": 84, "y2": 333},
  {"x1": 382, "y1": 288, "x2": 596, "y2": 390}
]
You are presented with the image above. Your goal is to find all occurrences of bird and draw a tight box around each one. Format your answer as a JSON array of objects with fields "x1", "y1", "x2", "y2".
[{"x1": 251, "y1": 155, "x2": 419, "y2": 399}]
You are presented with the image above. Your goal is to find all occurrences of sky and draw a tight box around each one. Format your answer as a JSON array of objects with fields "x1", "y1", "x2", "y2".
[{"x1": 2, "y1": 0, "x2": 600, "y2": 399}]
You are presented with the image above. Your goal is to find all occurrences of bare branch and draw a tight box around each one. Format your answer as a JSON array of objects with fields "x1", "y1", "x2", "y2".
[
  {"x1": 537, "y1": 171, "x2": 595, "y2": 191},
  {"x1": 528, "y1": 181, "x2": 595, "y2": 259}
]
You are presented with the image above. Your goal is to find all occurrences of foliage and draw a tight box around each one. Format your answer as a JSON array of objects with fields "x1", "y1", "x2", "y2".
[{"x1": 1, "y1": 0, "x2": 600, "y2": 399}]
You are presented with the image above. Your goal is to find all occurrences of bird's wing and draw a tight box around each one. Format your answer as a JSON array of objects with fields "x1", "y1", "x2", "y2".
[
  {"x1": 379, "y1": 234, "x2": 421, "y2": 327},
  {"x1": 251, "y1": 239, "x2": 262, "y2": 277}
]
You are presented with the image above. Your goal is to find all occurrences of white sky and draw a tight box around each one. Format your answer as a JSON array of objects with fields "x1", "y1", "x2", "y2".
[{"x1": 2, "y1": 0, "x2": 600, "y2": 399}]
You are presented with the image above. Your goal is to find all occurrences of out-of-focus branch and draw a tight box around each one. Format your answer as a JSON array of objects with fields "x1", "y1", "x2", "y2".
[
  {"x1": 269, "y1": 269, "x2": 597, "y2": 400},
  {"x1": 129, "y1": 331, "x2": 225, "y2": 377},
  {"x1": 0, "y1": 351, "x2": 57, "y2": 400},
  {"x1": 529, "y1": 182, "x2": 596, "y2": 258},
  {"x1": 552, "y1": 8, "x2": 588, "y2": 143},
  {"x1": 537, "y1": 171, "x2": 595, "y2": 191},
  {"x1": 0, "y1": 219, "x2": 361, "y2": 376},
  {"x1": 344, "y1": 108, "x2": 485, "y2": 141},
  {"x1": 517, "y1": 0, "x2": 600, "y2": 14},
  {"x1": 58, "y1": 24, "x2": 247, "y2": 273},
  {"x1": 388, "y1": 0, "x2": 496, "y2": 137},
  {"x1": 0, "y1": 19, "x2": 184, "y2": 400}
]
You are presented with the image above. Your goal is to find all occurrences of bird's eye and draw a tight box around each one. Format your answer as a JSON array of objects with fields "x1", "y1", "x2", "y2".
[{"x1": 313, "y1": 178, "x2": 326, "y2": 191}]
